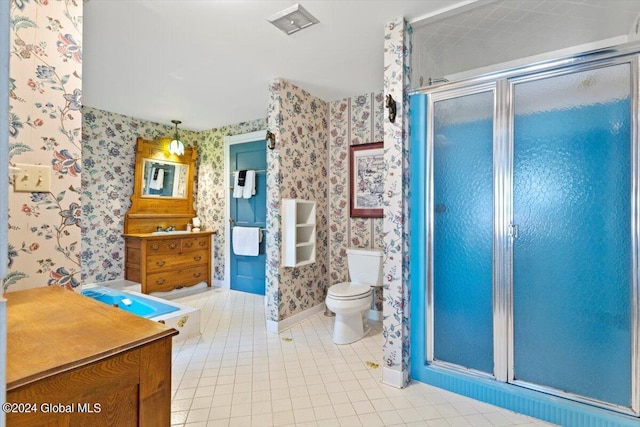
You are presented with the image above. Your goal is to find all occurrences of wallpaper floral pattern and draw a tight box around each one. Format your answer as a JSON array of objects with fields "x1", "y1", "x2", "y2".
[
  {"x1": 328, "y1": 92, "x2": 384, "y2": 309},
  {"x1": 82, "y1": 89, "x2": 382, "y2": 323},
  {"x1": 266, "y1": 79, "x2": 329, "y2": 322},
  {"x1": 81, "y1": 107, "x2": 199, "y2": 284},
  {"x1": 81, "y1": 106, "x2": 265, "y2": 285},
  {"x1": 5, "y1": 0, "x2": 83, "y2": 292},
  {"x1": 196, "y1": 119, "x2": 267, "y2": 282},
  {"x1": 5, "y1": 0, "x2": 411, "y2": 382},
  {"x1": 382, "y1": 18, "x2": 412, "y2": 386}
]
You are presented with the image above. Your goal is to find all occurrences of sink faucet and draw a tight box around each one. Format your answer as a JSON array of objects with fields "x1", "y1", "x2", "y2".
[{"x1": 164, "y1": 225, "x2": 175, "y2": 232}]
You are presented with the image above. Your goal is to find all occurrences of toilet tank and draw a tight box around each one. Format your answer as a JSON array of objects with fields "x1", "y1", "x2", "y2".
[{"x1": 347, "y1": 248, "x2": 383, "y2": 286}]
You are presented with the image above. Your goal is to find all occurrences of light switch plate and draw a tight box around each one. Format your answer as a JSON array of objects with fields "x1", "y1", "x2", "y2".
[{"x1": 14, "y1": 163, "x2": 51, "y2": 193}]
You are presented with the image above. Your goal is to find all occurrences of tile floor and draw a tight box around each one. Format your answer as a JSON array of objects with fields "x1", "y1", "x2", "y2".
[{"x1": 167, "y1": 287, "x2": 554, "y2": 427}]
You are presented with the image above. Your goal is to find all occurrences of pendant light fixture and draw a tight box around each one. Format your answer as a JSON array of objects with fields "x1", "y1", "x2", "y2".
[{"x1": 169, "y1": 119, "x2": 185, "y2": 156}]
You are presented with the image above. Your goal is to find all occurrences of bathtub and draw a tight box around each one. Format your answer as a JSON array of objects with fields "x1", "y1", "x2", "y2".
[
  {"x1": 81, "y1": 284, "x2": 201, "y2": 342},
  {"x1": 82, "y1": 285, "x2": 179, "y2": 318}
]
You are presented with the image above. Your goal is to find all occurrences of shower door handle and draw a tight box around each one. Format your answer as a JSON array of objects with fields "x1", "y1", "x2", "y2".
[{"x1": 509, "y1": 223, "x2": 519, "y2": 239}]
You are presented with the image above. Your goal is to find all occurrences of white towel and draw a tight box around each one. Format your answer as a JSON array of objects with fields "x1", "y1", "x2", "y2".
[
  {"x1": 232, "y1": 226, "x2": 261, "y2": 256},
  {"x1": 233, "y1": 171, "x2": 243, "y2": 198},
  {"x1": 242, "y1": 170, "x2": 256, "y2": 199},
  {"x1": 149, "y1": 167, "x2": 164, "y2": 190}
]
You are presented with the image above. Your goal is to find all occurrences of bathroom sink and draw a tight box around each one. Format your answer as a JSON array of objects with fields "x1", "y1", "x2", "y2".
[{"x1": 151, "y1": 230, "x2": 192, "y2": 235}]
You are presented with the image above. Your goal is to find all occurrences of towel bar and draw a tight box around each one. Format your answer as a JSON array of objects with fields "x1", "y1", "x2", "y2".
[
  {"x1": 231, "y1": 169, "x2": 266, "y2": 174},
  {"x1": 230, "y1": 224, "x2": 267, "y2": 232}
]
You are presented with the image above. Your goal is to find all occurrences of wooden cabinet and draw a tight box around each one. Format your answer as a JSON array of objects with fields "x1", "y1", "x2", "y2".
[
  {"x1": 124, "y1": 231, "x2": 213, "y2": 294},
  {"x1": 282, "y1": 198, "x2": 316, "y2": 267},
  {"x1": 122, "y1": 137, "x2": 216, "y2": 294},
  {"x1": 5, "y1": 286, "x2": 178, "y2": 427}
]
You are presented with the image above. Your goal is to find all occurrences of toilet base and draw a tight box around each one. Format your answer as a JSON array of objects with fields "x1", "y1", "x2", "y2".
[{"x1": 332, "y1": 311, "x2": 370, "y2": 345}]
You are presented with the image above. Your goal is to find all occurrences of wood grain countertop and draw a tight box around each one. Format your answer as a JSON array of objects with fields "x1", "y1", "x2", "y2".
[
  {"x1": 5, "y1": 286, "x2": 178, "y2": 391},
  {"x1": 122, "y1": 230, "x2": 216, "y2": 239}
]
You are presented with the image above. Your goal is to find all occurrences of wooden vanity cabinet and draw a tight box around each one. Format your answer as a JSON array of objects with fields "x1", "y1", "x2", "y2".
[
  {"x1": 5, "y1": 286, "x2": 178, "y2": 427},
  {"x1": 124, "y1": 231, "x2": 214, "y2": 294},
  {"x1": 123, "y1": 137, "x2": 217, "y2": 294}
]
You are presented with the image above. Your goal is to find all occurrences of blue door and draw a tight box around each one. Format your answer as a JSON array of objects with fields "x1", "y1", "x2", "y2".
[{"x1": 229, "y1": 140, "x2": 266, "y2": 295}]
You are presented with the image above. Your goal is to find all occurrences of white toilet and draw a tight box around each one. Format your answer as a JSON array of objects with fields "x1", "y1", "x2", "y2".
[{"x1": 325, "y1": 248, "x2": 383, "y2": 345}]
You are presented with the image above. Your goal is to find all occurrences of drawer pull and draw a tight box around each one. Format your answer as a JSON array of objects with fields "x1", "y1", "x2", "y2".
[
  {"x1": 193, "y1": 272, "x2": 202, "y2": 278},
  {"x1": 193, "y1": 255, "x2": 202, "y2": 262},
  {"x1": 156, "y1": 278, "x2": 165, "y2": 285},
  {"x1": 151, "y1": 243, "x2": 160, "y2": 250},
  {"x1": 184, "y1": 241, "x2": 194, "y2": 248},
  {"x1": 169, "y1": 242, "x2": 178, "y2": 249},
  {"x1": 199, "y1": 241, "x2": 206, "y2": 246},
  {"x1": 156, "y1": 260, "x2": 166, "y2": 267}
]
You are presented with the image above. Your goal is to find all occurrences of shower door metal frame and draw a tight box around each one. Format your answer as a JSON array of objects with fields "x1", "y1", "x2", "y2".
[
  {"x1": 419, "y1": 45, "x2": 640, "y2": 417},
  {"x1": 504, "y1": 55, "x2": 640, "y2": 417},
  {"x1": 425, "y1": 82, "x2": 503, "y2": 380}
]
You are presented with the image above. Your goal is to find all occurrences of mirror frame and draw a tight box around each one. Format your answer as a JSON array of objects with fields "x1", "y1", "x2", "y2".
[{"x1": 124, "y1": 137, "x2": 197, "y2": 234}]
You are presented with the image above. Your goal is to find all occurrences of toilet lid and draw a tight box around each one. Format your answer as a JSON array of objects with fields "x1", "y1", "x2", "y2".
[{"x1": 328, "y1": 282, "x2": 371, "y2": 299}]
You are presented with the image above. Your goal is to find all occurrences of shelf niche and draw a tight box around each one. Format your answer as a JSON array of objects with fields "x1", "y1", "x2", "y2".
[{"x1": 282, "y1": 198, "x2": 316, "y2": 267}]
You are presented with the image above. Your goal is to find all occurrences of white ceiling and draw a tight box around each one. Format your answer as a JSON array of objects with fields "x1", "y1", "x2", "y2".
[
  {"x1": 83, "y1": 0, "x2": 640, "y2": 132},
  {"x1": 84, "y1": 0, "x2": 459, "y2": 131}
]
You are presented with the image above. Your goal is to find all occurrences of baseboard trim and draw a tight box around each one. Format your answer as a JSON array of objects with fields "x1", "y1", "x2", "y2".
[
  {"x1": 382, "y1": 367, "x2": 406, "y2": 389},
  {"x1": 213, "y1": 279, "x2": 225, "y2": 288},
  {"x1": 266, "y1": 303, "x2": 326, "y2": 334}
]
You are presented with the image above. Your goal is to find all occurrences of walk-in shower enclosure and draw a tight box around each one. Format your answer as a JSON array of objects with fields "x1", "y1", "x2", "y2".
[{"x1": 410, "y1": 45, "x2": 640, "y2": 425}]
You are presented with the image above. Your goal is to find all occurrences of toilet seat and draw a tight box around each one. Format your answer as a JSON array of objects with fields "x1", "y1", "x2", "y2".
[{"x1": 327, "y1": 282, "x2": 371, "y2": 300}]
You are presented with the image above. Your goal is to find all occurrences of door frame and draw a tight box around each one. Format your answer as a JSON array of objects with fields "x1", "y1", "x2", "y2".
[{"x1": 223, "y1": 130, "x2": 267, "y2": 289}]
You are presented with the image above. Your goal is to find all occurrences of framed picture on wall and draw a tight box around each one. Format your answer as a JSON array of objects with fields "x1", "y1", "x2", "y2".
[{"x1": 350, "y1": 142, "x2": 384, "y2": 218}]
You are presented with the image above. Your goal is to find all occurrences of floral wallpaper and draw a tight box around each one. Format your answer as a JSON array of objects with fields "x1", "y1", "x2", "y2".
[
  {"x1": 328, "y1": 92, "x2": 384, "y2": 309},
  {"x1": 5, "y1": 0, "x2": 83, "y2": 292},
  {"x1": 81, "y1": 106, "x2": 264, "y2": 286},
  {"x1": 81, "y1": 107, "x2": 199, "y2": 284},
  {"x1": 82, "y1": 89, "x2": 382, "y2": 323},
  {"x1": 382, "y1": 18, "x2": 412, "y2": 386},
  {"x1": 196, "y1": 119, "x2": 267, "y2": 282},
  {"x1": 266, "y1": 79, "x2": 329, "y2": 322},
  {"x1": 4, "y1": 1, "x2": 410, "y2": 381}
]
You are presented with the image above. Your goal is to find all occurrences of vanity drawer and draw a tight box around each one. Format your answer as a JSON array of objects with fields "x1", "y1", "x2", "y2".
[
  {"x1": 123, "y1": 231, "x2": 213, "y2": 294},
  {"x1": 147, "y1": 265, "x2": 209, "y2": 293},
  {"x1": 146, "y1": 250, "x2": 209, "y2": 273},
  {"x1": 146, "y1": 239, "x2": 181, "y2": 253},
  {"x1": 181, "y1": 236, "x2": 209, "y2": 251}
]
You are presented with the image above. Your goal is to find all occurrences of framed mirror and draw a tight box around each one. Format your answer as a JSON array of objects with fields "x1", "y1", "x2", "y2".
[
  {"x1": 142, "y1": 158, "x2": 189, "y2": 198},
  {"x1": 124, "y1": 137, "x2": 198, "y2": 234}
]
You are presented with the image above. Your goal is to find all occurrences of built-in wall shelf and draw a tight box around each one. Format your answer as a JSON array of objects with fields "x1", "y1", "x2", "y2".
[{"x1": 282, "y1": 199, "x2": 316, "y2": 267}]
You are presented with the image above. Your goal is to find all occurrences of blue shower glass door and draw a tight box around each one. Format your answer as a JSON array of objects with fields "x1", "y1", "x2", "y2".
[
  {"x1": 432, "y1": 90, "x2": 495, "y2": 374},
  {"x1": 511, "y1": 64, "x2": 632, "y2": 408}
]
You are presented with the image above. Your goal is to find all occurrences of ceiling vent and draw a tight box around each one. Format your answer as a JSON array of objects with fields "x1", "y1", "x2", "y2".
[{"x1": 268, "y1": 3, "x2": 319, "y2": 35}]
